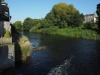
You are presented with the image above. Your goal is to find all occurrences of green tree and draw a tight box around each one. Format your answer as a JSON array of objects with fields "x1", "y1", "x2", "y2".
[
  {"x1": 84, "y1": 22, "x2": 94, "y2": 29},
  {"x1": 23, "y1": 17, "x2": 34, "y2": 31},
  {"x1": 96, "y1": 3, "x2": 100, "y2": 30},
  {"x1": 32, "y1": 19, "x2": 41, "y2": 26},
  {"x1": 13, "y1": 21, "x2": 22, "y2": 31},
  {"x1": 45, "y1": 12, "x2": 56, "y2": 26},
  {"x1": 39, "y1": 19, "x2": 51, "y2": 28},
  {"x1": 29, "y1": 19, "x2": 44, "y2": 32},
  {"x1": 45, "y1": 3, "x2": 84, "y2": 28},
  {"x1": 72, "y1": 12, "x2": 84, "y2": 27}
]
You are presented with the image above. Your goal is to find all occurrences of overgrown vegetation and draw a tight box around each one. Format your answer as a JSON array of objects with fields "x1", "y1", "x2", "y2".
[
  {"x1": 84, "y1": 22, "x2": 97, "y2": 29},
  {"x1": 13, "y1": 2, "x2": 100, "y2": 40},
  {"x1": 19, "y1": 36, "x2": 31, "y2": 61},
  {"x1": 4, "y1": 30, "x2": 11, "y2": 38},
  {"x1": 45, "y1": 3, "x2": 84, "y2": 28},
  {"x1": 15, "y1": 35, "x2": 31, "y2": 63},
  {"x1": 13, "y1": 21, "x2": 23, "y2": 32}
]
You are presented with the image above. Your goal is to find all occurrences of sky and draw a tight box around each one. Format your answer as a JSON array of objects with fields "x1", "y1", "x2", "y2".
[{"x1": 5, "y1": 0, "x2": 100, "y2": 23}]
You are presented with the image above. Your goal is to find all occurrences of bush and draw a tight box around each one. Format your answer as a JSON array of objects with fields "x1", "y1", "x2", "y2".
[
  {"x1": 84, "y1": 22, "x2": 94, "y2": 29},
  {"x1": 4, "y1": 30, "x2": 11, "y2": 38},
  {"x1": 29, "y1": 23, "x2": 41, "y2": 32},
  {"x1": 40, "y1": 26, "x2": 59, "y2": 34}
]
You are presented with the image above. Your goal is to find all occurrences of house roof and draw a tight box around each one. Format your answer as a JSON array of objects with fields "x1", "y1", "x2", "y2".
[
  {"x1": 84, "y1": 13, "x2": 97, "y2": 17},
  {"x1": 85, "y1": 14, "x2": 94, "y2": 16}
]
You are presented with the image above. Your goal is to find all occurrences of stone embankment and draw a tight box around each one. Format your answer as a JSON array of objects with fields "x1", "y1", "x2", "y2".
[{"x1": 0, "y1": 45, "x2": 14, "y2": 72}]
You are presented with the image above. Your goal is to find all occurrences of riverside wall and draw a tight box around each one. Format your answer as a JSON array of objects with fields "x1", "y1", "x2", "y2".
[{"x1": 0, "y1": 45, "x2": 15, "y2": 72}]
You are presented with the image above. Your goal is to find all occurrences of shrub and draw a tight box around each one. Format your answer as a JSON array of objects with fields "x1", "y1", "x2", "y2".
[
  {"x1": 29, "y1": 23, "x2": 41, "y2": 32},
  {"x1": 41, "y1": 26, "x2": 59, "y2": 34},
  {"x1": 84, "y1": 22, "x2": 94, "y2": 29},
  {"x1": 4, "y1": 30, "x2": 11, "y2": 38}
]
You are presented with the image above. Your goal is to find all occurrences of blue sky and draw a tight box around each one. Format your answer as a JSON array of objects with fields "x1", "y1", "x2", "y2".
[{"x1": 6, "y1": 0, "x2": 99, "y2": 23}]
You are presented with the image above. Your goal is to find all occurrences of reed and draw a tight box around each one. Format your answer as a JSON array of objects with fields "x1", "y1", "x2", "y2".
[{"x1": 19, "y1": 36, "x2": 31, "y2": 61}]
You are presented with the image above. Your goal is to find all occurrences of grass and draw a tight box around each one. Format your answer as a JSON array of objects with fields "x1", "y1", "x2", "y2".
[
  {"x1": 30, "y1": 27, "x2": 100, "y2": 40},
  {"x1": 50, "y1": 28, "x2": 100, "y2": 40},
  {"x1": 19, "y1": 35, "x2": 31, "y2": 61}
]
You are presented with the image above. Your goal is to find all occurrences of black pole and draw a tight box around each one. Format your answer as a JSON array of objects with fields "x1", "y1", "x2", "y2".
[
  {"x1": 0, "y1": 0, "x2": 3, "y2": 45},
  {"x1": 0, "y1": 0, "x2": 1, "y2": 12}
]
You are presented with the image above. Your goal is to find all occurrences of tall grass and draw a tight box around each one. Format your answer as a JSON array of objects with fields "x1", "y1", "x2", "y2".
[
  {"x1": 31, "y1": 27, "x2": 100, "y2": 40},
  {"x1": 19, "y1": 35, "x2": 31, "y2": 61},
  {"x1": 51, "y1": 28, "x2": 100, "y2": 40}
]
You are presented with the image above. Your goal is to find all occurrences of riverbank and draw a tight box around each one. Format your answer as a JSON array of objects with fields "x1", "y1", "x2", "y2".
[
  {"x1": 15, "y1": 35, "x2": 31, "y2": 63},
  {"x1": 30, "y1": 27, "x2": 100, "y2": 40}
]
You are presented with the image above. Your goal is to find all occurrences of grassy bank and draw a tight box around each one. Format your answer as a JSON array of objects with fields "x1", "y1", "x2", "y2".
[
  {"x1": 15, "y1": 35, "x2": 31, "y2": 62},
  {"x1": 30, "y1": 27, "x2": 100, "y2": 40},
  {"x1": 19, "y1": 36, "x2": 31, "y2": 61}
]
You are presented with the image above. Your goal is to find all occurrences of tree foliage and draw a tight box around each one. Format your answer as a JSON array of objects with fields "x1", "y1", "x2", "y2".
[
  {"x1": 23, "y1": 17, "x2": 34, "y2": 31},
  {"x1": 13, "y1": 21, "x2": 22, "y2": 31},
  {"x1": 32, "y1": 19, "x2": 41, "y2": 26},
  {"x1": 96, "y1": 3, "x2": 100, "y2": 30},
  {"x1": 23, "y1": 17, "x2": 41, "y2": 31},
  {"x1": 84, "y1": 22, "x2": 95, "y2": 29},
  {"x1": 45, "y1": 3, "x2": 84, "y2": 28}
]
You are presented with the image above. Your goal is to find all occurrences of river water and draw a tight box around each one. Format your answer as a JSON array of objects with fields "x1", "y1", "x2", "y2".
[{"x1": 16, "y1": 33, "x2": 100, "y2": 75}]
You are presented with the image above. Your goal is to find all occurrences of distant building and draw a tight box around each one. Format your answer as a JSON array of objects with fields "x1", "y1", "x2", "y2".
[{"x1": 84, "y1": 13, "x2": 98, "y2": 23}]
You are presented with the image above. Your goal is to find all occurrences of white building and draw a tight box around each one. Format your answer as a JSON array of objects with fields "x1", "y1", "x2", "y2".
[{"x1": 84, "y1": 13, "x2": 98, "y2": 23}]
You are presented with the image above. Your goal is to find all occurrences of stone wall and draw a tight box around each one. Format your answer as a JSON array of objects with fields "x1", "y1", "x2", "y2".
[
  {"x1": 0, "y1": 37, "x2": 12, "y2": 44},
  {"x1": 0, "y1": 21, "x2": 11, "y2": 37},
  {"x1": 4, "y1": 21, "x2": 11, "y2": 32},
  {"x1": 0, "y1": 45, "x2": 14, "y2": 71},
  {"x1": 8, "y1": 45, "x2": 15, "y2": 61},
  {"x1": 0, "y1": 21, "x2": 5, "y2": 37}
]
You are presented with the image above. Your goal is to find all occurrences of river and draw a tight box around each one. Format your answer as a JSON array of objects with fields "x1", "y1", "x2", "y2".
[{"x1": 16, "y1": 32, "x2": 100, "y2": 75}]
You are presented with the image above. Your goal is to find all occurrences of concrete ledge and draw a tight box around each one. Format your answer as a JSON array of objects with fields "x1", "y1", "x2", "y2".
[{"x1": 0, "y1": 37, "x2": 12, "y2": 44}]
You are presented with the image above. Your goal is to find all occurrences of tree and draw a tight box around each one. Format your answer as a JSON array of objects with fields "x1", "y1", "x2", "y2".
[
  {"x1": 23, "y1": 17, "x2": 34, "y2": 31},
  {"x1": 96, "y1": 3, "x2": 100, "y2": 30},
  {"x1": 32, "y1": 19, "x2": 41, "y2": 26},
  {"x1": 13, "y1": 21, "x2": 22, "y2": 31},
  {"x1": 84, "y1": 22, "x2": 94, "y2": 29},
  {"x1": 45, "y1": 3, "x2": 84, "y2": 28},
  {"x1": 72, "y1": 12, "x2": 84, "y2": 27},
  {"x1": 45, "y1": 12, "x2": 56, "y2": 26},
  {"x1": 39, "y1": 19, "x2": 51, "y2": 28}
]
